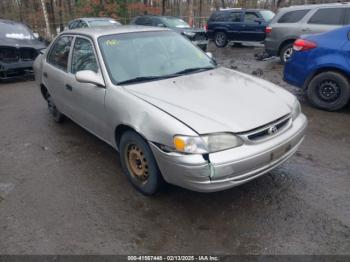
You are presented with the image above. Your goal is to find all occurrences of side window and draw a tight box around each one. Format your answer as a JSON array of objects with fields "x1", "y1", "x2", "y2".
[
  {"x1": 230, "y1": 12, "x2": 242, "y2": 22},
  {"x1": 69, "y1": 21, "x2": 79, "y2": 29},
  {"x1": 308, "y1": 8, "x2": 345, "y2": 25},
  {"x1": 71, "y1": 37, "x2": 98, "y2": 74},
  {"x1": 47, "y1": 36, "x2": 73, "y2": 71},
  {"x1": 212, "y1": 12, "x2": 229, "y2": 22},
  {"x1": 244, "y1": 12, "x2": 259, "y2": 23},
  {"x1": 135, "y1": 17, "x2": 152, "y2": 26},
  {"x1": 278, "y1": 9, "x2": 310, "y2": 23},
  {"x1": 79, "y1": 21, "x2": 89, "y2": 28}
]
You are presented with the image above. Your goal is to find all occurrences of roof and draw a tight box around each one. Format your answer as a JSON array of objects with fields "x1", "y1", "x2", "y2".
[
  {"x1": 281, "y1": 2, "x2": 350, "y2": 10},
  {"x1": 0, "y1": 19, "x2": 23, "y2": 25},
  {"x1": 64, "y1": 25, "x2": 169, "y2": 38}
]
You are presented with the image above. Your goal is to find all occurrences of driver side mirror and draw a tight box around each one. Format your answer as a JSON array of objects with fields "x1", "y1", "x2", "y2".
[
  {"x1": 75, "y1": 70, "x2": 105, "y2": 87},
  {"x1": 33, "y1": 32, "x2": 39, "y2": 39}
]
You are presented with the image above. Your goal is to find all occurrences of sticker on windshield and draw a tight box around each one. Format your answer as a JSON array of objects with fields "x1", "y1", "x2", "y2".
[
  {"x1": 6, "y1": 33, "x2": 31, "y2": 40},
  {"x1": 106, "y1": 39, "x2": 119, "y2": 46},
  {"x1": 197, "y1": 51, "x2": 204, "y2": 59}
]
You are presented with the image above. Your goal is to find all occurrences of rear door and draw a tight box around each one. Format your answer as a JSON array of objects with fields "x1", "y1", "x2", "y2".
[
  {"x1": 65, "y1": 36, "x2": 108, "y2": 139},
  {"x1": 303, "y1": 7, "x2": 346, "y2": 34},
  {"x1": 241, "y1": 11, "x2": 265, "y2": 41},
  {"x1": 43, "y1": 35, "x2": 73, "y2": 112}
]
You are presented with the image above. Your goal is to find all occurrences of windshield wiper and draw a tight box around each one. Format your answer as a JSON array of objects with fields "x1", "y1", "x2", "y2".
[
  {"x1": 118, "y1": 67, "x2": 215, "y2": 85},
  {"x1": 172, "y1": 66, "x2": 215, "y2": 75},
  {"x1": 117, "y1": 76, "x2": 169, "y2": 85}
]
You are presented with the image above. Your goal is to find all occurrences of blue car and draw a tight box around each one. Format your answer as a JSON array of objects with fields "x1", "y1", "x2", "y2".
[{"x1": 284, "y1": 26, "x2": 350, "y2": 111}]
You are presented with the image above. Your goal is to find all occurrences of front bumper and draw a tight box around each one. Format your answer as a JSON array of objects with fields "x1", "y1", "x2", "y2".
[
  {"x1": 264, "y1": 38, "x2": 278, "y2": 57},
  {"x1": 150, "y1": 113, "x2": 307, "y2": 192},
  {"x1": 192, "y1": 40, "x2": 209, "y2": 50},
  {"x1": 0, "y1": 60, "x2": 35, "y2": 80}
]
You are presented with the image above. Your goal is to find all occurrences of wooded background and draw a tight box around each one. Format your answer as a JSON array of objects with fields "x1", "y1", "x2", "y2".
[{"x1": 0, "y1": 0, "x2": 347, "y2": 39}]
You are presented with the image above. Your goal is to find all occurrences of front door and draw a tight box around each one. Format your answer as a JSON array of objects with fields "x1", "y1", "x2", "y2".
[{"x1": 65, "y1": 36, "x2": 108, "y2": 140}]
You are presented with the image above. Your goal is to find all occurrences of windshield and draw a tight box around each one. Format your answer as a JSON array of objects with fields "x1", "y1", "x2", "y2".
[
  {"x1": 163, "y1": 17, "x2": 191, "y2": 28},
  {"x1": 98, "y1": 31, "x2": 215, "y2": 85},
  {"x1": 88, "y1": 19, "x2": 121, "y2": 27},
  {"x1": 260, "y1": 10, "x2": 275, "y2": 22},
  {"x1": 0, "y1": 22, "x2": 34, "y2": 40}
]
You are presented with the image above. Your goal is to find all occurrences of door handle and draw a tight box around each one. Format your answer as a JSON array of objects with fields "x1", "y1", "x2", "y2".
[
  {"x1": 43, "y1": 72, "x2": 48, "y2": 78},
  {"x1": 66, "y1": 84, "x2": 73, "y2": 91},
  {"x1": 302, "y1": 28, "x2": 311, "y2": 32}
]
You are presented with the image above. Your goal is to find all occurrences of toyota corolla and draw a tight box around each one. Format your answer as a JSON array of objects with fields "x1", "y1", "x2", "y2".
[{"x1": 33, "y1": 26, "x2": 307, "y2": 195}]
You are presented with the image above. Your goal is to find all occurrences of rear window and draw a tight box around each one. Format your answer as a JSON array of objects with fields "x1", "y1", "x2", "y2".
[
  {"x1": 308, "y1": 8, "x2": 345, "y2": 25},
  {"x1": 278, "y1": 9, "x2": 310, "y2": 23}
]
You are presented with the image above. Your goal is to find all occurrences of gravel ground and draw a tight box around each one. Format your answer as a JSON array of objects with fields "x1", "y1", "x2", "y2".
[{"x1": 0, "y1": 42, "x2": 349, "y2": 255}]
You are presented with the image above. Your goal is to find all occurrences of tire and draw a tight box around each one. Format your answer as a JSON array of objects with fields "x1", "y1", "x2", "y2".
[
  {"x1": 307, "y1": 71, "x2": 350, "y2": 111},
  {"x1": 119, "y1": 131, "x2": 163, "y2": 195},
  {"x1": 47, "y1": 94, "x2": 65, "y2": 123},
  {"x1": 214, "y1": 31, "x2": 228, "y2": 48},
  {"x1": 280, "y1": 43, "x2": 293, "y2": 64}
]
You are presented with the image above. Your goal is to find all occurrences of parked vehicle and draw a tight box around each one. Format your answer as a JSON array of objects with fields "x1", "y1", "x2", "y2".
[
  {"x1": 67, "y1": 17, "x2": 121, "y2": 30},
  {"x1": 0, "y1": 19, "x2": 46, "y2": 80},
  {"x1": 34, "y1": 26, "x2": 307, "y2": 195},
  {"x1": 265, "y1": 3, "x2": 350, "y2": 63},
  {"x1": 284, "y1": 26, "x2": 350, "y2": 111},
  {"x1": 130, "y1": 15, "x2": 208, "y2": 51},
  {"x1": 206, "y1": 8, "x2": 275, "y2": 47}
]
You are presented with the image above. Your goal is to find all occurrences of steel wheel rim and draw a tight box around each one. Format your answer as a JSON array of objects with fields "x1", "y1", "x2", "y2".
[
  {"x1": 125, "y1": 144, "x2": 149, "y2": 184},
  {"x1": 216, "y1": 33, "x2": 225, "y2": 46},
  {"x1": 317, "y1": 79, "x2": 340, "y2": 102},
  {"x1": 283, "y1": 48, "x2": 293, "y2": 62}
]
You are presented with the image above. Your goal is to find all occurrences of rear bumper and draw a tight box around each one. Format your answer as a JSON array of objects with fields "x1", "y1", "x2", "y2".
[
  {"x1": 264, "y1": 38, "x2": 278, "y2": 57},
  {"x1": 150, "y1": 113, "x2": 307, "y2": 192}
]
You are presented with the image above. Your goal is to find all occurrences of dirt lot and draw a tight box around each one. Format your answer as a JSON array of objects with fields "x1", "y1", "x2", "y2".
[{"x1": 0, "y1": 43, "x2": 349, "y2": 255}]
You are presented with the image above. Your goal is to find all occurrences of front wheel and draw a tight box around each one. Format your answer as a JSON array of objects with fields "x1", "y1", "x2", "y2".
[
  {"x1": 280, "y1": 43, "x2": 293, "y2": 64},
  {"x1": 214, "y1": 32, "x2": 228, "y2": 48},
  {"x1": 307, "y1": 71, "x2": 350, "y2": 111},
  {"x1": 119, "y1": 131, "x2": 163, "y2": 195}
]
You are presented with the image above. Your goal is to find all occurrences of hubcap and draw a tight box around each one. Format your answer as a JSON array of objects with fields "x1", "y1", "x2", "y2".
[
  {"x1": 318, "y1": 80, "x2": 340, "y2": 102},
  {"x1": 216, "y1": 33, "x2": 226, "y2": 46},
  {"x1": 283, "y1": 48, "x2": 293, "y2": 62},
  {"x1": 126, "y1": 144, "x2": 149, "y2": 183}
]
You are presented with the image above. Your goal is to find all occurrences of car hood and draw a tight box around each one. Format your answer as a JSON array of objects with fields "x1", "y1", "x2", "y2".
[
  {"x1": 0, "y1": 37, "x2": 46, "y2": 49},
  {"x1": 124, "y1": 67, "x2": 294, "y2": 134}
]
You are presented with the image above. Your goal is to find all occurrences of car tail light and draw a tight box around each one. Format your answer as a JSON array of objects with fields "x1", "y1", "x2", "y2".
[
  {"x1": 293, "y1": 39, "x2": 317, "y2": 51},
  {"x1": 205, "y1": 24, "x2": 208, "y2": 31},
  {"x1": 265, "y1": 26, "x2": 272, "y2": 34}
]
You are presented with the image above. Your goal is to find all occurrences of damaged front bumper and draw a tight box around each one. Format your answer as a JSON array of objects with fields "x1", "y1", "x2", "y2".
[
  {"x1": 150, "y1": 113, "x2": 307, "y2": 192},
  {"x1": 0, "y1": 61, "x2": 34, "y2": 80}
]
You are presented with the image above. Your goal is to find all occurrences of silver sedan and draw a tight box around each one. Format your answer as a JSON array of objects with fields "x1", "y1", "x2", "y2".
[{"x1": 33, "y1": 26, "x2": 307, "y2": 195}]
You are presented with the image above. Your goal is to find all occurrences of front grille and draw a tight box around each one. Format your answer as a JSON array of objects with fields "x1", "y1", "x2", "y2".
[
  {"x1": 0, "y1": 47, "x2": 19, "y2": 62},
  {"x1": 243, "y1": 114, "x2": 292, "y2": 142},
  {"x1": 194, "y1": 32, "x2": 207, "y2": 41},
  {"x1": 19, "y1": 48, "x2": 38, "y2": 61}
]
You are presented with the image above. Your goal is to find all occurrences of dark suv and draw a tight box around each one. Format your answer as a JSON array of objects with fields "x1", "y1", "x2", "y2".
[
  {"x1": 207, "y1": 8, "x2": 275, "y2": 47},
  {"x1": 0, "y1": 19, "x2": 46, "y2": 80},
  {"x1": 131, "y1": 15, "x2": 208, "y2": 51}
]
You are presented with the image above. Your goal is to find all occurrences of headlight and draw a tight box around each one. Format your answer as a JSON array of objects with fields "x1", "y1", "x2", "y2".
[
  {"x1": 173, "y1": 133, "x2": 243, "y2": 154},
  {"x1": 292, "y1": 99, "x2": 301, "y2": 120},
  {"x1": 182, "y1": 31, "x2": 196, "y2": 38}
]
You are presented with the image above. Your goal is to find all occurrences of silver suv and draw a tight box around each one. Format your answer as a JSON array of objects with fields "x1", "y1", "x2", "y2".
[{"x1": 264, "y1": 3, "x2": 350, "y2": 63}]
